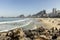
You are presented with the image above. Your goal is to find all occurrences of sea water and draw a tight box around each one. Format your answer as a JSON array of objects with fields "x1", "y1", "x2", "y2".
[{"x1": 0, "y1": 18, "x2": 33, "y2": 32}]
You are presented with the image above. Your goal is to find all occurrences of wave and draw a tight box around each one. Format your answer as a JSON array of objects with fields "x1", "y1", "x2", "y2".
[
  {"x1": 0, "y1": 20, "x2": 32, "y2": 32},
  {"x1": 20, "y1": 20, "x2": 32, "y2": 27},
  {"x1": 0, "y1": 18, "x2": 29, "y2": 24}
]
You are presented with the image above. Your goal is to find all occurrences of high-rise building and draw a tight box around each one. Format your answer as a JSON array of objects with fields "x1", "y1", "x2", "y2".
[
  {"x1": 57, "y1": 10, "x2": 60, "y2": 13},
  {"x1": 52, "y1": 8, "x2": 57, "y2": 14}
]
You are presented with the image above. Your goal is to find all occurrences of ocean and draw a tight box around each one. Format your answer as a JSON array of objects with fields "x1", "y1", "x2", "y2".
[{"x1": 0, "y1": 18, "x2": 34, "y2": 32}]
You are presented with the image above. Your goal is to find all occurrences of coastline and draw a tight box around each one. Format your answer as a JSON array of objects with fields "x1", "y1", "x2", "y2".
[
  {"x1": 0, "y1": 18, "x2": 60, "y2": 40},
  {"x1": 0, "y1": 18, "x2": 59, "y2": 32}
]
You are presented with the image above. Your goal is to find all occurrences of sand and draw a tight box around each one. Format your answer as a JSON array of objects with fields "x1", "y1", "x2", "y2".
[
  {"x1": 37, "y1": 18, "x2": 60, "y2": 29},
  {"x1": 0, "y1": 18, "x2": 60, "y2": 40}
]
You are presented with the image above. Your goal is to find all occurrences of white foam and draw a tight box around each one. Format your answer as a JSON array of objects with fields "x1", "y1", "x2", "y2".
[
  {"x1": 20, "y1": 20, "x2": 32, "y2": 27},
  {"x1": 0, "y1": 18, "x2": 29, "y2": 24},
  {"x1": 0, "y1": 19, "x2": 32, "y2": 32}
]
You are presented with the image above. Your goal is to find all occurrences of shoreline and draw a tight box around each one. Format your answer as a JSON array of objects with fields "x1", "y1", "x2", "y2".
[
  {"x1": 0, "y1": 18, "x2": 60, "y2": 40},
  {"x1": 0, "y1": 18, "x2": 60, "y2": 32}
]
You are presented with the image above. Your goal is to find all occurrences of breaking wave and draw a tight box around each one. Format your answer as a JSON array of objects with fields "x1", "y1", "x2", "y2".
[
  {"x1": 0, "y1": 18, "x2": 33, "y2": 32},
  {"x1": 0, "y1": 18, "x2": 29, "y2": 24}
]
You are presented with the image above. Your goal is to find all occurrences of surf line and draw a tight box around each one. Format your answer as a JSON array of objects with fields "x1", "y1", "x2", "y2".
[
  {"x1": 19, "y1": 20, "x2": 32, "y2": 27},
  {"x1": 0, "y1": 18, "x2": 29, "y2": 24},
  {"x1": 0, "y1": 19, "x2": 32, "y2": 32}
]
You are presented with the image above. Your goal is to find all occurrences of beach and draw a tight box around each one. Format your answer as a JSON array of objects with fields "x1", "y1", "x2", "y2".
[
  {"x1": 0, "y1": 18, "x2": 60, "y2": 40},
  {"x1": 38, "y1": 18, "x2": 60, "y2": 29}
]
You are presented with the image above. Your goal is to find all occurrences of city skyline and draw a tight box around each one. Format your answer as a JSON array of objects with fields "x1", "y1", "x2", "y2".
[{"x1": 0, "y1": 0, "x2": 60, "y2": 17}]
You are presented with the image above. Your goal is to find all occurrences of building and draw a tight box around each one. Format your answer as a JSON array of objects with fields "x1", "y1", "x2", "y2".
[
  {"x1": 52, "y1": 8, "x2": 57, "y2": 14},
  {"x1": 32, "y1": 10, "x2": 48, "y2": 18},
  {"x1": 57, "y1": 10, "x2": 60, "y2": 13},
  {"x1": 48, "y1": 8, "x2": 60, "y2": 17}
]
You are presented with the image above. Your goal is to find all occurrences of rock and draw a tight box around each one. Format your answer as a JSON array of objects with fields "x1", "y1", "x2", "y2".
[
  {"x1": 52, "y1": 34, "x2": 57, "y2": 40},
  {"x1": 57, "y1": 36, "x2": 60, "y2": 40},
  {"x1": 0, "y1": 27, "x2": 60, "y2": 40}
]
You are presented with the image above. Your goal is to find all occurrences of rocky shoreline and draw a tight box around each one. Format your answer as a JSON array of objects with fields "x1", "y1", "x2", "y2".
[{"x1": 0, "y1": 26, "x2": 60, "y2": 40}]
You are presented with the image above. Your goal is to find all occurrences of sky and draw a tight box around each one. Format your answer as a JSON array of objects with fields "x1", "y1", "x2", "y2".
[{"x1": 0, "y1": 0, "x2": 60, "y2": 17}]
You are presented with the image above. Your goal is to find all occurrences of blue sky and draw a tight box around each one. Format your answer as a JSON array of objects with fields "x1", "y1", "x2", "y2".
[{"x1": 0, "y1": 0, "x2": 60, "y2": 17}]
